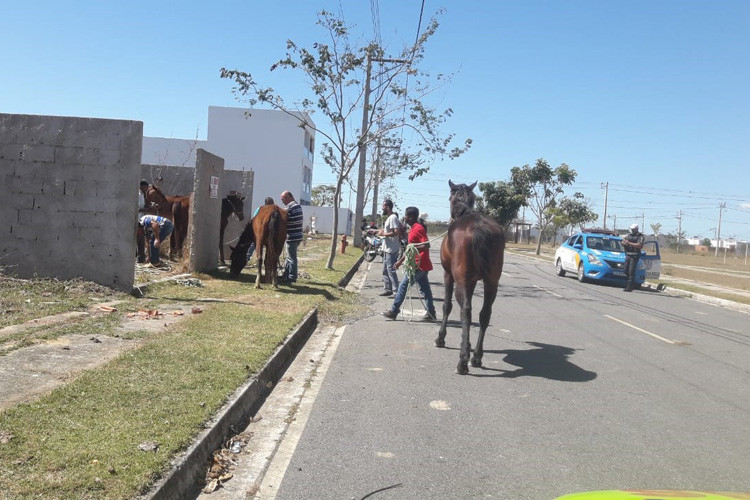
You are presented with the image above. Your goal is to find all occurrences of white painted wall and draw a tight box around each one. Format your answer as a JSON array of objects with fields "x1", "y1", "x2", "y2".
[
  {"x1": 302, "y1": 206, "x2": 353, "y2": 236},
  {"x1": 142, "y1": 106, "x2": 315, "y2": 208},
  {"x1": 206, "y1": 106, "x2": 314, "y2": 206},
  {"x1": 141, "y1": 137, "x2": 207, "y2": 168}
]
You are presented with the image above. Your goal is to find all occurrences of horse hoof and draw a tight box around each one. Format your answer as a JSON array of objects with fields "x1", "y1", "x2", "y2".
[
  {"x1": 456, "y1": 363, "x2": 469, "y2": 375},
  {"x1": 434, "y1": 339, "x2": 445, "y2": 348},
  {"x1": 471, "y1": 358, "x2": 482, "y2": 368}
]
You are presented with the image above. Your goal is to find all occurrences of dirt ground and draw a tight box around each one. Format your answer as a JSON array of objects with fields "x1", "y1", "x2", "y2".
[{"x1": 0, "y1": 265, "x2": 197, "y2": 412}]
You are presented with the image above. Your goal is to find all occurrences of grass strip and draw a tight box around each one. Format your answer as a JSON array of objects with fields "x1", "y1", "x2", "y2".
[{"x1": 0, "y1": 240, "x2": 360, "y2": 499}]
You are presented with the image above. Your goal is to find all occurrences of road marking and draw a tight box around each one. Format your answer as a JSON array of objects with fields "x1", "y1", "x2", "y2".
[
  {"x1": 533, "y1": 284, "x2": 562, "y2": 298},
  {"x1": 429, "y1": 400, "x2": 451, "y2": 411},
  {"x1": 257, "y1": 326, "x2": 346, "y2": 499},
  {"x1": 604, "y1": 315, "x2": 676, "y2": 344}
]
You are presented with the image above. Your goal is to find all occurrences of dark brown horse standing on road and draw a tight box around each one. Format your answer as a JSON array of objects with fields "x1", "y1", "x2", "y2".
[
  {"x1": 144, "y1": 185, "x2": 191, "y2": 260},
  {"x1": 219, "y1": 192, "x2": 245, "y2": 265},
  {"x1": 436, "y1": 180, "x2": 506, "y2": 374},
  {"x1": 229, "y1": 204, "x2": 288, "y2": 288}
]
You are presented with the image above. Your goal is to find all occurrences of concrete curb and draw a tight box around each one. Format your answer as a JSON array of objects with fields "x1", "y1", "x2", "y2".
[
  {"x1": 145, "y1": 253, "x2": 365, "y2": 499},
  {"x1": 147, "y1": 309, "x2": 319, "y2": 500},
  {"x1": 338, "y1": 252, "x2": 365, "y2": 287}
]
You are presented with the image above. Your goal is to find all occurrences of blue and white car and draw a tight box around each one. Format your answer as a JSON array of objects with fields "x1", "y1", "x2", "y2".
[{"x1": 554, "y1": 231, "x2": 661, "y2": 285}]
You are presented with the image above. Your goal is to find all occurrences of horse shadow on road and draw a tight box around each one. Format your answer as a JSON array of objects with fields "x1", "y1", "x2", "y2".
[{"x1": 476, "y1": 341, "x2": 597, "y2": 381}]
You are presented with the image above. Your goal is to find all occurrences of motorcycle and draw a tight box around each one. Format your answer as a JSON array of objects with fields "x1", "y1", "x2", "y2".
[{"x1": 362, "y1": 228, "x2": 384, "y2": 262}]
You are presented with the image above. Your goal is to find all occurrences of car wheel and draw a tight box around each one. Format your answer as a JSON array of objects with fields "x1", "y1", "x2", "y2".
[
  {"x1": 555, "y1": 259, "x2": 566, "y2": 277},
  {"x1": 577, "y1": 263, "x2": 586, "y2": 283}
]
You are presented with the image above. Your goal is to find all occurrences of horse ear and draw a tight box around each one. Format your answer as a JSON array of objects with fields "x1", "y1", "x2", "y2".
[
  {"x1": 448, "y1": 180, "x2": 456, "y2": 190},
  {"x1": 468, "y1": 181, "x2": 478, "y2": 191}
]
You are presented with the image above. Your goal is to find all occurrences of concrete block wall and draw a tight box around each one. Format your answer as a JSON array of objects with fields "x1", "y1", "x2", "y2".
[
  {"x1": 189, "y1": 149, "x2": 224, "y2": 272},
  {"x1": 140, "y1": 164, "x2": 253, "y2": 261},
  {"x1": 0, "y1": 113, "x2": 142, "y2": 291}
]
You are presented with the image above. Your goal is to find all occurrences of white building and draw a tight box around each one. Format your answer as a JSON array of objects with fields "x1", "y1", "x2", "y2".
[{"x1": 142, "y1": 106, "x2": 316, "y2": 207}]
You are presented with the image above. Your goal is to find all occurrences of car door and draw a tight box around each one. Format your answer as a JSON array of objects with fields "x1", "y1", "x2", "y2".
[
  {"x1": 567, "y1": 235, "x2": 583, "y2": 271},
  {"x1": 641, "y1": 240, "x2": 661, "y2": 279}
]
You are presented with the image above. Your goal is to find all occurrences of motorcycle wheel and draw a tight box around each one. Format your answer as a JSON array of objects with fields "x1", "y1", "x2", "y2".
[{"x1": 364, "y1": 243, "x2": 377, "y2": 262}]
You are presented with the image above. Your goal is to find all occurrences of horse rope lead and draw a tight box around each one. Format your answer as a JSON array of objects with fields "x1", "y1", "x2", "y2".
[{"x1": 399, "y1": 229, "x2": 448, "y2": 321}]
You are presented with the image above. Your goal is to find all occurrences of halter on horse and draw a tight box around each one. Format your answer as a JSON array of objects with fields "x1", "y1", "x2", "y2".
[
  {"x1": 219, "y1": 192, "x2": 245, "y2": 265},
  {"x1": 436, "y1": 180, "x2": 506, "y2": 374}
]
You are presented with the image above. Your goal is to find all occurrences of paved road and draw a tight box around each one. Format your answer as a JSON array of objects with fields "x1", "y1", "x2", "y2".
[{"x1": 212, "y1": 250, "x2": 750, "y2": 499}]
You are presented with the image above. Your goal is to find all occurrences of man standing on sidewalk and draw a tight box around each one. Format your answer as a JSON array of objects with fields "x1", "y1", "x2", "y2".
[
  {"x1": 377, "y1": 199, "x2": 401, "y2": 297},
  {"x1": 281, "y1": 190, "x2": 303, "y2": 283}
]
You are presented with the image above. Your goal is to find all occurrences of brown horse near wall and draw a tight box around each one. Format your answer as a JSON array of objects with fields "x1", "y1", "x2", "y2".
[
  {"x1": 435, "y1": 180, "x2": 506, "y2": 375},
  {"x1": 229, "y1": 204, "x2": 287, "y2": 289},
  {"x1": 144, "y1": 185, "x2": 191, "y2": 260}
]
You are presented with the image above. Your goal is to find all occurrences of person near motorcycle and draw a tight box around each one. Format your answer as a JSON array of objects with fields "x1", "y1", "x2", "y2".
[{"x1": 377, "y1": 199, "x2": 402, "y2": 296}]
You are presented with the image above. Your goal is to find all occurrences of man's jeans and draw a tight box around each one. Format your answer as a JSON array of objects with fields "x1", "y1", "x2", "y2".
[
  {"x1": 149, "y1": 220, "x2": 173, "y2": 264},
  {"x1": 389, "y1": 269, "x2": 436, "y2": 317},
  {"x1": 284, "y1": 240, "x2": 301, "y2": 282},
  {"x1": 382, "y1": 252, "x2": 399, "y2": 293}
]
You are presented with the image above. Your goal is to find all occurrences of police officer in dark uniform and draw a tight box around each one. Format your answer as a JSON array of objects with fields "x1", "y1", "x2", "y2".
[{"x1": 622, "y1": 223, "x2": 645, "y2": 292}]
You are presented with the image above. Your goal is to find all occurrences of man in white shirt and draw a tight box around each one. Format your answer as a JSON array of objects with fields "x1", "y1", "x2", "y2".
[{"x1": 378, "y1": 199, "x2": 401, "y2": 296}]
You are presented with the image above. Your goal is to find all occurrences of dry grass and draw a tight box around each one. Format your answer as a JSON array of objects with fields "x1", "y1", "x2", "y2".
[{"x1": 0, "y1": 238, "x2": 361, "y2": 499}]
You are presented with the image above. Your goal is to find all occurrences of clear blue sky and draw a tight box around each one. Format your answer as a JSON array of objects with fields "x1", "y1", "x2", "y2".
[{"x1": 3, "y1": 1, "x2": 749, "y2": 241}]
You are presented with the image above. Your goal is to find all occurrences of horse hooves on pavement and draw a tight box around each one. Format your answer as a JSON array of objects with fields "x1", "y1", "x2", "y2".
[
  {"x1": 471, "y1": 358, "x2": 482, "y2": 368},
  {"x1": 434, "y1": 339, "x2": 445, "y2": 348},
  {"x1": 456, "y1": 363, "x2": 469, "y2": 375}
]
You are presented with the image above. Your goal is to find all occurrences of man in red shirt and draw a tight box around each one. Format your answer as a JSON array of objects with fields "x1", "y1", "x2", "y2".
[{"x1": 382, "y1": 206, "x2": 437, "y2": 321}]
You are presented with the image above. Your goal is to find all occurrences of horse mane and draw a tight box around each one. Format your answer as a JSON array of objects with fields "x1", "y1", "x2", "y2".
[{"x1": 449, "y1": 180, "x2": 477, "y2": 220}]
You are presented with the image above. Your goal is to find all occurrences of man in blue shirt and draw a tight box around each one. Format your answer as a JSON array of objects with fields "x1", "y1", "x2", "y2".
[
  {"x1": 138, "y1": 214, "x2": 173, "y2": 267},
  {"x1": 281, "y1": 190, "x2": 303, "y2": 283}
]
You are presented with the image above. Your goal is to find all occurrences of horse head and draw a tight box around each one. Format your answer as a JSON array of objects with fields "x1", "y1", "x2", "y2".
[
  {"x1": 227, "y1": 192, "x2": 245, "y2": 221},
  {"x1": 448, "y1": 180, "x2": 477, "y2": 220},
  {"x1": 145, "y1": 185, "x2": 169, "y2": 212}
]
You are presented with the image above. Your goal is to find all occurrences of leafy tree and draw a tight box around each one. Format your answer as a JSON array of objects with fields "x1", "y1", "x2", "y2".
[
  {"x1": 221, "y1": 11, "x2": 470, "y2": 269},
  {"x1": 311, "y1": 184, "x2": 340, "y2": 206},
  {"x1": 546, "y1": 194, "x2": 598, "y2": 243},
  {"x1": 511, "y1": 159, "x2": 578, "y2": 255},
  {"x1": 701, "y1": 238, "x2": 712, "y2": 247},
  {"x1": 476, "y1": 179, "x2": 528, "y2": 228}
]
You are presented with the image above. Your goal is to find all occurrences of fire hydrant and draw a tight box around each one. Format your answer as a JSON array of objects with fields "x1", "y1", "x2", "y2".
[{"x1": 340, "y1": 235, "x2": 348, "y2": 254}]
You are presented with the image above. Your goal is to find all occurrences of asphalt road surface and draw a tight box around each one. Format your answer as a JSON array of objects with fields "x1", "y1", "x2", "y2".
[{"x1": 222, "y1": 250, "x2": 750, "y2": 500}]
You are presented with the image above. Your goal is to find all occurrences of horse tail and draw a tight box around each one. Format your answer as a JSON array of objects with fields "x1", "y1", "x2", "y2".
[{"x1": 267, "y1": 209, "x2": 281, "y2": 255}]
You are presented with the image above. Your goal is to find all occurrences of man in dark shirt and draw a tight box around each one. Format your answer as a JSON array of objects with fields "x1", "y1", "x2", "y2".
[
  {"x1": 281, "y1": 190, "x2": 303, "y2": 283},
  {"x1": 622, "y1": 223, "x2": 645, "y2": 292}
]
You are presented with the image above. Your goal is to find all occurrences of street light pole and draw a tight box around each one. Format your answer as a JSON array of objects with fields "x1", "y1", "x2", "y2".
[
  {"x1": 353, "y1": 55, "x2": 373, "y2": 248},
  {"x1": 353, "y1": 55, "x2": 409, "y2": 247}
]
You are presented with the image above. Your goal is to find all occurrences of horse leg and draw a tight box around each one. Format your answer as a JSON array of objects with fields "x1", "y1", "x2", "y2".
[
  {"x1": 471, "y1": 279, "x2": 498, "y2": 368},
  {"x1": 219, "y1": 220, "x2": 227, "y2": 265},
  {"x1": 435, "y1": 271, "x2": 454, "y2": 348},
  {"x1": 255, "y1": 245, "x2": 263, "y2": 289},
  {"x1": 455, "y1": 281, "x2": 475, "y2": 375}
]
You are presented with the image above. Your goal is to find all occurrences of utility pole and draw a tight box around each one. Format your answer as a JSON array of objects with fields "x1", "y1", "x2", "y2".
[
  {"x1": 676, "y1": 210, "x2": 683, "y2": 253},
  {"x1": 353, "y1": 55, "x2": 409, "y2": 248},
  {"x1": 370, "y1": 139, "x2": 381, "y2": 221},
  {"x1": 601, "y1": 182, "x2": 609, "y2": 230},
  {"x1": 641, "y1": 212, "x2": 645, "y2": 233},
  {"x1": 353, "y1": 55, "x2": 372, "y2": 248},
  {"x1": 715, "y1": 202, "x2": 726, "y2": 257}
]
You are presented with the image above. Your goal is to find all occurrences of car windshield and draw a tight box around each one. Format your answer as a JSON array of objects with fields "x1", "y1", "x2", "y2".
[{"x1": 586, "y1": 236, "x2": 623, "y2": 252}]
